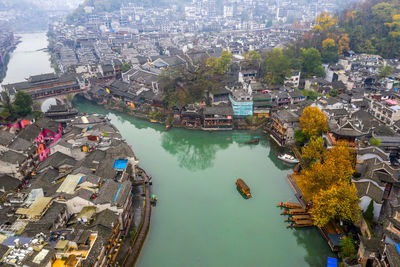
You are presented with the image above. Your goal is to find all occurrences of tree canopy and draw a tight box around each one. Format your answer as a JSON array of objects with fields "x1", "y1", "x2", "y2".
[
  {"x1": 13, "y1": 91, "x2": 33, "y2": 117},
  {"x1": 299, "y1": 106, "x2": 328, "y2": 138}
]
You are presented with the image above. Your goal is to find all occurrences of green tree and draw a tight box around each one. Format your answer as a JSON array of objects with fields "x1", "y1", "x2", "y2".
[
  {"x1": 321, "y1": 38, "x2": 339, "y2": 64},
  {"x1": 262, "y1": 48, "x2": 291, "y2": 85},
  {"x1": 363, "y1": 199, "x2": 374, "y2": 222},
  {"x1": 206, "y1": 50, "x2": 232, "y2": 75},
  {"x1": 121, "y1": 62, "x2": 131, "y2": 73},
  {"x1": 328, "y1": 89, "x2": 338, "y2": 97},
  {"x1": 339, "y1": 235, "x2": 356, "y2": 258},
  {"x1": 370, "y1": 137, "x2": 381, "y2": 146},
  {"x1": 300, "y1": 48, "x2": 325, "y2": 78},
  {"x1": 379, "y1": 65, "x2": 394, "y2": 78},
  {"x1": 0, "y1": 89, "x2": 15, "y2": 121},
  {"x1": 13, "y1": 90, "x2": 33, "y2": 117},
  {"x1": 294, "y1": 129, "x2": 307, "y2": 145}
]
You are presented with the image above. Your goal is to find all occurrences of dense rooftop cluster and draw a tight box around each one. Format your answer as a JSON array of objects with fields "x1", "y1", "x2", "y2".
[{"x1": 0, "y1": 113, "x2": 143, "y2": 266}]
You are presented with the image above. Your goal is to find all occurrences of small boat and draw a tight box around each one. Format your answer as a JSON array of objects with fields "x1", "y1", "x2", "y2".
[
  {"x1": 285, "y1": 215, "x2": 312, "y2": 222},
  {"x1": 278, "y1": 154, "x2": 299, "y2": 164},
  {"x1": 150, "y1": 119, "x2": 158, "y2": 123},
  {"x1": 235, "y1": 178, "x2": 252, "y2": 198},
  {"x1": 277, "y1": 202, "x2": 303, "y2": 209},
  {"x1": 151, "y1": 194, "x2": 158, "y2": 205},
  {"x1": 165, "y1": 124, "x2": 172, "y2": 131},
  {"x1": 281, "y1": 208, "x2": 308, "y2": 215},
  {"x1": 247, "y1": 137, "x2": 260, "y2": 144},
  {"x1": 287, "y1": 220, "x2": 313, "y2": 228}
]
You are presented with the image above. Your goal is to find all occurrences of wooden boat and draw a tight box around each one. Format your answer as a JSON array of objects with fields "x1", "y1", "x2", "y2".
[
  {"x1": 235, "y1": 178, "x2": 252, "y2": 198},
  {"x1": 277, "y1": 202, "x2": 303, "y2": 209},
  {"x1": 150, "y1": 119, "x2": 158, "y2": 123},
  {"x1": 281, "y1": 208, "x2": 308, "y2": 215},
  {"x1": 285, "y1": 215, "x2": 312, "y2": 222},
  {"x1": 247, "y1": 137, "x2": 260, "y2": 144},
  {"x1": 287, "y1": 220, "x2": 313, "y2": 228},
  {"x1": 165, "y1": 124, "x2": 172, "y2": 131},
  {"x1": 278, "y1": 154, "x2": 299, "y2": 164}
]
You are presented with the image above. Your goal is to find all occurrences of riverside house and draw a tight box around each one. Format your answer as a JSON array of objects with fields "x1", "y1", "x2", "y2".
[
  {"x1": 202, "y1": 105, "x2": 234, "y2": 130},
  {"x1": 270, "y1": 109, "x2": 300, "y2": 146}
]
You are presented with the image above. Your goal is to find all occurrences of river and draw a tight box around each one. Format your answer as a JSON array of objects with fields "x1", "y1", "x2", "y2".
[
  {"x1": 3, "y1": 32, "x2": 334, "y2": 266},
  {"x1": 73, "y1": 97, "x2": 334, "y2": 267},
  {"x1": 1, "y1": 32, "x2": 53, "y2": 85}
]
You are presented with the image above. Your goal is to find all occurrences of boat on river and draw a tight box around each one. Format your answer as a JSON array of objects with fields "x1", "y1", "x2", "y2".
[
  {"x1": 287, "y1": 220, "x2": 313, "y2": 228},
  {"x1": 277, "y1": 202, "x2": 303, "y2": 209},
  {"x1": 281, "y1": 208, "x2": 308, "y2": 215},
  {"x1": 235, "y1": 178, "x2": 252, "y2": 198},
  {"x1": 165, "y1": 125, "x2": 172, "y2": 131},
  {"x1": 150, "y1": 119, "x2": 158, "y2": 123},
  {"x1": 285, "y1": 215, "x2": 312, "y2": 222},
  {"x1": 247, "y1": 137, "x2": 260, "y2": 144},
  {"x1": 278, "y1": 154, "x2": 299, "y2": 164}
]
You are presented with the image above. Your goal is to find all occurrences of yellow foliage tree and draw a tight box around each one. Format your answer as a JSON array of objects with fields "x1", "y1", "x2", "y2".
[
  {"x1": 322, "y1": 38, "x2": 336, "y2": 49},
  {"x1": 338, "y1": 34, "x2": 350, "y2": 54},
  {"x1": 301, "y1": 136, "x2": 325, "y2": 164},
  {"x1": 299, "y1": 106, "x2": 328, "y2": 138},
  {"x1": 296, "y1": 142, "x2": 355, "y2": 200},
  {"x1": 313, "y1": 12, "x2": 338, "y2": 33},
  {"x1": 311, "y1": 182, "x2": 360, "y2": 227}
]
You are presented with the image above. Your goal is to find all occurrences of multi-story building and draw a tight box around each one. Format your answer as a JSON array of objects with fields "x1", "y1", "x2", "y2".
[
  {"x1": 370, "y1": 99, "x2": 400, "y2": 126},
  {"x1": 270, "y1": 110, "x2": 300, "y2": 146}
]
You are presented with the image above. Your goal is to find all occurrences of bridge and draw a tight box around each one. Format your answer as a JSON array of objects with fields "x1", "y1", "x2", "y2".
[{"x1": 2, "y1": 72, "x2": 89, "y2": 103}]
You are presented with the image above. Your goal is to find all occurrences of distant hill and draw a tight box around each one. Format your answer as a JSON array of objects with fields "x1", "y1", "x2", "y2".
[{"x1": 339, "y1": 0, "x2": 400, "y2": 58}]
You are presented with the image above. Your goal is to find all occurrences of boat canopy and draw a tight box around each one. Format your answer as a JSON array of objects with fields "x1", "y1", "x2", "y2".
[{"x1": 327, "y1": 257, "x2": 337, "y2": 267}]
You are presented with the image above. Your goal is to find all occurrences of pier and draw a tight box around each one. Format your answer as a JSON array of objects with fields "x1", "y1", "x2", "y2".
[{"x1": 122, "y1": 168, "x2": 152, "y2": 266}]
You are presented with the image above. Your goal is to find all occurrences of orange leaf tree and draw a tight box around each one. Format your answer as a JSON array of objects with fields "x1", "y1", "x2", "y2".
[
  {"x1": 295, "y1": 142, "x2": 359, "y2": 226},
  {"x1": 299, "y1": 106, "x2": 328, "y2": 138},
  {"x1": 311, "y1": 182, "x2": 360, "y2": 227},
  {"x1": 301, "y1": 136, "x2": 326, "y2": 165}
]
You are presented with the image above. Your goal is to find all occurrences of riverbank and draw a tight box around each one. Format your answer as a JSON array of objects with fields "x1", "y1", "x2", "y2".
[
  {"x1": 73, "y1": 98, "x2": 334, "y2": 267},
  {"x1": 0, "y1": 36, "x2": 21, "y2": 82},
  {"x1": 78, "y1": 93, "x2": 266, "y2": 132}
]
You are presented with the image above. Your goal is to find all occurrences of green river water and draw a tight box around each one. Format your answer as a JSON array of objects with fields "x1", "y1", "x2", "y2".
[{"x1": 73, "y1": 97, "x2": 334, "y2": 267}]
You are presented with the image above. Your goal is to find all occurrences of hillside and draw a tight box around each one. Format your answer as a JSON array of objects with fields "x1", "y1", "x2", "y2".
[{"x1": 339, "y1": 0, "x2": 400, "y2": 58}]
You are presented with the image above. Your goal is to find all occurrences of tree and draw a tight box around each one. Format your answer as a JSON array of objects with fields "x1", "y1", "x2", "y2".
[
  {"x1": 363, "y1": 199, "x2": 374, "y2": 222},
  {"x1": 296, "y1": 142, "x2": 355, "y2": 203},
  {"x1": 294, "y1": 129, "x2": 307, "y2": 145},
  {"x1": 206, "y1": 50, "x2": 232, "y2": 75},
  {"x1": 300, "y1": 48, "x2": 325, "y2": 78},
  {"x1": 299, "y1": 106, "x2": 328, "y2": 138},
  {"x1": 313, "y1": 12, "x2": 338, "y2": 33},
  {"x1": 301, "y1": 136, "x2": 325, "y2": 164},
  {"x1": 13, "y1": 91, "x2": 33, "y2": 117},
  {"x1": 121, "y1": 62, "x2": 131, "y2": 73},
  {"x1": 262, "y1": 48, "x2": 291, "y2": 85},
  {"x1": 339, "y1": 235, "x2": 357, "y2": 259},
  {"x1": 379, "y1": 65, "x2": 394, "y2": 78},
  {"x1": 370, "y1": 137, "x2": 381, "y2": 146},
  {"x1": 338, "y1": 34, "x2": 350, "y2": 54},
  {"x1": 1, "y1": 89, "x2": 15, "y2": 121},
  {"x1": 242, "y1": 50, "x2": 261, "y2": 70},
  {"x1": 311, "y1": 182, "x2": 360, "y2": 227},
  {"x1": 321, "y1": 38, "x2": 339, "y2": 64}
]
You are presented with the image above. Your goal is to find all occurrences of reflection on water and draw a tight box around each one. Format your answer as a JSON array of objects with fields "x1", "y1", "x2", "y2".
[{"x1": 292, "y1": 228, "x2": 331, "y2": 266}]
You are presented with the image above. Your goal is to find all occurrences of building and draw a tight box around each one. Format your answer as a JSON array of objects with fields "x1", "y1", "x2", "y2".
[
  {"x1": 370, "y1": 99, "x2": 400, "y2": 126},
  {"x1": 270, "y1": 110, "x2": 300, "y2": 146},
  {"x1": 3, "y1": 73, "x2": 83, "y2": 100},
  {"x1": 229, "y1": 94, "x2": 253, "y2": 118},
  {"x1": 202, "y1": 105, "x2": 233, "y2": 130}
]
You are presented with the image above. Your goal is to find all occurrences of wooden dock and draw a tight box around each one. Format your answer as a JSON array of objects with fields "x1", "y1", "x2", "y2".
[{"x1": 122, "y1": 168, "x2": 152, "y2": 266}]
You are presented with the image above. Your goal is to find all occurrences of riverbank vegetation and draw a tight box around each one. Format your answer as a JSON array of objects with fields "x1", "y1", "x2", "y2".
[
  {"x1": 294, "y1": 107, "x2": 360, "y2": 228},
  {"x1": 1, "y1": 90, "x2": 34, "y2": 122}
]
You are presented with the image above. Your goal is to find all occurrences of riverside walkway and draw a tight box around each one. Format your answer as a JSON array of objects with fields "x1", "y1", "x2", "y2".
[{"x1": 122, "y1": 168, "x2": 152, "y2": 267}]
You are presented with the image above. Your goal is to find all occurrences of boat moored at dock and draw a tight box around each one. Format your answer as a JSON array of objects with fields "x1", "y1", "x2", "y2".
[
  {"x1": 287, "y1": 219, "x2": 313, "y2": 228},
  {"x1": 277, "y1": 202, "x2": 303, "y2": 209},
  {"x1": 235, "y1": 178, "x2": 252, "y2": 198},
  {"x1": 278, "y1": 154, "x2": 299, "y2": 164},
  {"x1": 285, "y1": 215, "x2": 312, "y2": 222},
  {"x1": 281, "y1": 208, "x2": 308, "y2": 215}
]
